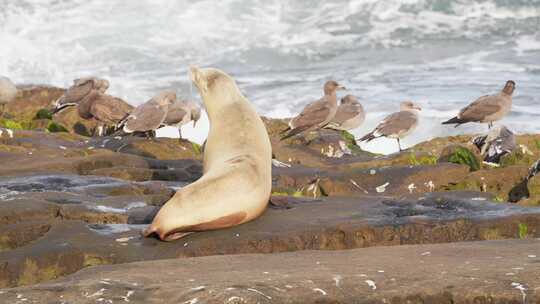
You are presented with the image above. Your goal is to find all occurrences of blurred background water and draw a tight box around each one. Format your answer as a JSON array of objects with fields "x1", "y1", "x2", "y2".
[{"x1": 1, "y1": 0, "x2": 539, "y2": 153}]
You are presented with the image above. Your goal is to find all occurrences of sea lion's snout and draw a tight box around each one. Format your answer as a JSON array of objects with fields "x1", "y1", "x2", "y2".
[{"x1": 190, "y1": 65, "x2": 208, "y2": 94}]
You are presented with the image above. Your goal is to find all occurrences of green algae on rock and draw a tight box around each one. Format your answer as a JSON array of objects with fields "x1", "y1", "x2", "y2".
[{"x1": 439, "y1": 145, "x2": 480, "y2": 171}]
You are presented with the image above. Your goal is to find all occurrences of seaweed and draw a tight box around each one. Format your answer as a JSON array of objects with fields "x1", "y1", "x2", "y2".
[
  {"x1": 447, "y1": 147, "x2": 480, "y2": 171},
  {"x1": 34, "y1": 108, "x2": 53, "y2": 120},
  {"x1": 47, "y1": 122, "x2": 68, "y2": 133}
]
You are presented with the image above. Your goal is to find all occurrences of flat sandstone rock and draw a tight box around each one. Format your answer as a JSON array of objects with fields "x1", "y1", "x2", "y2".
[{"x1": 1, "y1": 239, "x2": 539, "y2": 303}]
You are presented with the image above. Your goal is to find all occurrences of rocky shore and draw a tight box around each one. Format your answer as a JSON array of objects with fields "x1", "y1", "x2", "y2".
[{"x1": 0, "y1": 86, "x2": 539, "y2": 303}]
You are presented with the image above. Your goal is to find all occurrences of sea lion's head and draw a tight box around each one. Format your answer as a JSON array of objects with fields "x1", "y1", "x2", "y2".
[
  {"x1": 323, "y1": 80, "x2": 346, "y2": 95},
  {"x1": 190, "y1": 66, "x2": 240, "y2": 104},
  {"x1": 502, "y1": 80, "x2": 515, "y2": 96},
  {"x1": 400, "y1": 100, "x2": 422, "y2": 112}
]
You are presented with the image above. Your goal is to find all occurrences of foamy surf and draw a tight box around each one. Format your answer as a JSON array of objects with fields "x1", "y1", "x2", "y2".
[{"x1": 1, "y1": 0, "x2": 539, "y2": 154}]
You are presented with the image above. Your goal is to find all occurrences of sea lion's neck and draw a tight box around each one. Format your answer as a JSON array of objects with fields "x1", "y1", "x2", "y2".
[{"x1": 203, "y1": 90, "x2": 241, "y2": 123}]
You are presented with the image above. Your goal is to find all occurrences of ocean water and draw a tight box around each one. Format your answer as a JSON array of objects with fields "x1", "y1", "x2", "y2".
[{"x1": 1, "y1": 0, "x2": 539, "y2": 154}]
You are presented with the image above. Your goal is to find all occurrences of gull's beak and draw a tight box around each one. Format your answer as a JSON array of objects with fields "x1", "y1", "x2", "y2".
[
  {"x1": 337, "y1": 84, "x2": 346, "y2": 91},
  {"x1": 415, "y1": 106, "x2": 422, "y2": 111}
]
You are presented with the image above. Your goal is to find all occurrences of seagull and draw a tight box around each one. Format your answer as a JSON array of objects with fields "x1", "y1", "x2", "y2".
[
  {"x1": 358, "y1": 101, "x2": 421, "y2": 152},
  {"x1": 280, "y1": 80, "x2": 345, "y2": 141},
  {"x1": 325, "y1": 94, "x2": 365, "y2": 131},
  {"x1": 472, "y1": 125, "x2": 516, "y2": 165},
  {"x1": 53, "y1": 77, "x2": 110, "y2": 112},
  {"x1": 117, "y1": 91, "x2": 176, "y2": 138},
  {"x1": 0, "y1": 76, "x2": 18, "y2": 137},
  {"x1": 442, "y1": 80, "x2": 515, "y2": 129},
  {"x1": 0, "y1": 76, "x2": 17, "y2": 116},
  {"x1": 162, "y1": 99, "x2": 201, "y2": 140},
  {"x1": 52, "y1": 89, "x2": 133, "y2": 136}
]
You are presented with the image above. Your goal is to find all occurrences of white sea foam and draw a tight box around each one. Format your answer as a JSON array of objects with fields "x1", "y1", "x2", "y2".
[{"x1": 1, "y1": 0, "x2": 539, "y2": 154}]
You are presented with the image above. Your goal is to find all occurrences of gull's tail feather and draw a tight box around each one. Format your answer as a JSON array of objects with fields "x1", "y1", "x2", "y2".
[
  {"x1": 358, "y1": 131, "x2": 377, "y2": 142},
  {"x1": 442, "y1": 116, "x2": 465, "y2": 127}
]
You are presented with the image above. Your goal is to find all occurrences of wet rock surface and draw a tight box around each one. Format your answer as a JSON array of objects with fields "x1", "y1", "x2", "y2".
[
  {"x1": 2, "y1": 86, "x2": 540, "y2": 301},
  {"x1": 1, "y1": 187, "x2": 540, "y2": 288},
  {"x1": 2, "y1": 239, "x2": 539, "y2": 303}
]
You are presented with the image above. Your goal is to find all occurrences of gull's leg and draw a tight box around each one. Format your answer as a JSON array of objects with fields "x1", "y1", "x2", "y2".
[
  {"x1": 397, "y1": 138, "x2": 403, "y2": 152},
  {"x1": 178, "y1": 127, "x2": 183, "y2": 142}
]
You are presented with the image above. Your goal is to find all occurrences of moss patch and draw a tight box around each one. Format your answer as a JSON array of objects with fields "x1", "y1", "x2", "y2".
[
  {"x1": 440, "y1": 180, "x2": 480, "y2": 192},
  {"x1": 340, "y1": 130, "x2": 365, "y2": 155},
  {"x1": 47, "y1": 122, "x2": 68, "y2": 133},
  {"x1": 446, "y1": 147, "x2": 480, "y2": 171},
  {"x1": 481, "y1": 228, "x2": 501, "y2": 240},
  {"x1": 18, "y1": 259, "x2": 62, "y2": 286},
  {"x1": 191, "y1": 142, "x2": 202, "y2": 154},
  {"x1": 271, "y1": 190, "x2": 304, "y2": 197},
  {"x1": 500, "y1": 150, "x2": 534, "y2": 167},
  {"x1": 34, "y1": 108, "x2": 53, "y2": 120},
  {"x1": 518, "y1": 223, "x2": 528, "y2": 239},
  {"x1": 493, "y1": 195, "x2": 504, "y2": 203},
  {"x1": 84, "y1": 254, "x2": 110, "y2": 267},
  {"x1": 409, "y1": 153, "x2": 438, "y2": 166},
  {"x1": 0, "y1": 119, "x2": 24, "y2": 130}
]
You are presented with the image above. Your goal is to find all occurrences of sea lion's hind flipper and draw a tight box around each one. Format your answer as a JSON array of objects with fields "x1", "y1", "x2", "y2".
[
  {"x1": 163, "y1": 231, "x2": 194, "y2": 242},
  {"x1": 142, "y1": 226, "x2": 194, "y2": 242}
]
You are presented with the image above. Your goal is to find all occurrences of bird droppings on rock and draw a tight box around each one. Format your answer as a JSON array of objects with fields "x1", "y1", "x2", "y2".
[
  {"x1": 333, "y1": 275, "x2": 343, "y2": 287},
  {"x1": 247, "y1": 288, "x2": 272, "y2": 300},
  {"x1": 313, "y1": 288, "x2": 327, "y2": 295},
  {"x1": 511, "y1": 282, "x2": 527, "y2": 302},
  {"x1": 425, "y1": 180, "x2": 435, "y2": 192},
  {"x1": 471, "y1": 197, "x2": 487, "y2": 201},
  {"x1": 272, "y1": 159, "x2": 291, "y2": 168},
  {"x1": 115, "y1": 236, "x2": 135, "y2": 243},
  {"x1": 365, "y1": 280, "x2": 377, "y2": 290},
  {"x1": 520, "y1": 144, "x2": 534, "y2": 155},
  {"x1": 350, "y1": 179, "x2": 369, "y2": 194},
  {"x1": 120, "y1": 290, "x2": 134, "y2": 302},
  {"x1": 376, "y1": 182, "x2": 389, "y2": 193}
]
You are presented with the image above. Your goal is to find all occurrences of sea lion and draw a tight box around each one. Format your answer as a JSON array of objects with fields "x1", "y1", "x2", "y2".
[{"x1": 143, "y1": 66, "x2": 272, "y2": 241}]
